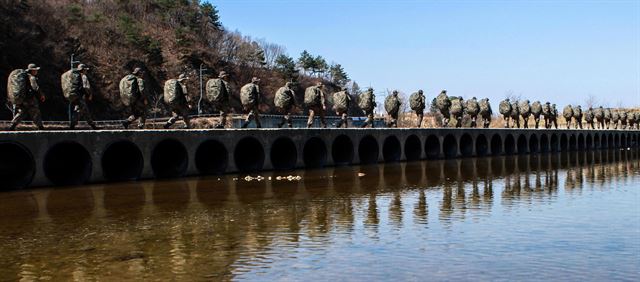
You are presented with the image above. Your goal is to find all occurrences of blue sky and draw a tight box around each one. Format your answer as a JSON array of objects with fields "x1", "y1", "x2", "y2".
[{"x1": 211, "y1": 0, "x2": 640, "y2": 108}]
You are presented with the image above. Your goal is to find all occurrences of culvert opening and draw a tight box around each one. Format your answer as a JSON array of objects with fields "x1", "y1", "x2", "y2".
[
  {"x1": 578, "y1": 134, "x2": 585, "y2": 150},
  {"x1": 529, "y1": 135, "x2": 539, "y2": 153},
  {"x1": 540, "y1": 134, "x2": 549, "y2": 153},
  {"x1": 404, "y1": 135, "x2": 422, "y2": 161},
  {"x1": 195, "y1": 140, "x2": 228, "y2": 175},
  {"x1": 383, "y1": 136, "x2": 401, "y2": 162},
  {"x1": 517, "y1": 135, "x2": 528, "y2": 154},
  {"x1": 425, "y1": 135, "x2": 440, "y2": 159},
  {"x1": 44, "y1": 141, "x2": 92, "y2": 186},
  {"x1": 303, "y1": 137, "x2": 327, "y2": 168},
  {"x1": 102, "y1": 140, "x2": 143, "y2": 181},
  {"x1": 490, "y1": 134, "x2": 502, "y2": 155},
  {"x1": 460, "y1": 134, "x2": 473, "y2": 157},
  {"x1": 271, "y1": 137, "x2": 297, "y2": 170},
  {"x1": 560, "y1": 134, "x2": 568, "y2": 151},
  {"x1": 0, "y1": 142, "x2": 35, "y2": 190},
  {"x1": 550, "y1": 134, "x2": 559, "y2": 152},
  {"x1": 594, "y1": 134, "x2": 601, "y2": 149},
  {"x1": 621, "y1": 134, "x2": 627, "y2": 148},
  {"x1": 586, "y1": 134, "x2": 593, "y2": 150},
  {"x1": 569, "y1": 135, "x2": 577, "y2": 151},
  {"x1": 359, "y1": 135, "x2": 379, "y2": 164},
  {"x1": 608, "y1": 134, "x2": 614, "y2": 148},
  {"x1": 476, "y1": 134, "x2": 488, "y2": 156},
  {"x1": 332, "y1": 135, "x2": 354, "y2": 165},
  {"x1": 234, "y1": 137, "x2": 265, "y2": 172},
  {"x1": 614, "y1": 134, "x2": 620, "y2": 148},
  {"x1": 504, "y1": 134, "x2": 516, "y2": 155},
  {"x1": 151, "y1": 139, "x2": 188, "y2": 178},
  {"x1": 443, "y1": 135, "x2": 458, "y2": 158}
]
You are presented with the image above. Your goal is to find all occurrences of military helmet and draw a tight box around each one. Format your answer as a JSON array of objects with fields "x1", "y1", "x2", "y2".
[
  {"x1": 418, "y1": 89, "x2": 423, "y2": 94},
  {"x1": 285, "y1": 82, "x2": 293, "y2": 88},
  {"x1": 546, "y1": 101, "x2": 550, "y2": 104},
  {"x1": 472, "y1": 96, "x2": 476, "y2": 99},
  {"x1": 27, "y1": 63, "x2": 40, "y2": 71},
  {"x1": 132, "y1": 67, "x2": 143, "y2": 75},
  {"x1": 441, "y1": 89, "x2": 447, "y2": 93},
  {"x1": 316, "y1": 81, "x2": 323, "y2": 86},
  {"x1": 218, "y1": 71, "x2": 229, "y2": 78},
  {"x1": 76, "y1": 64, "x2": 89, "y2": 71},
  {"x1": 251, "y1": 77, "x2": 260, "y2": 83},
  {"x1": 341, "y1": 86, "x2": 347, "y2": 91},
  {"x1": 177, "y1": 73, "x2": 188, "y2": 81},
  {"x1": 392, "y1": 90, "x2": 398, "y2": 94},
  {"x1": 506, "y1": 98, "x2": 510, "y2": 101},
  {"x1": 458, "y1": 96, "x2": 463, "y2": 100},
  {"x1": 367, "y1": 87, "x2": 374, "y2": 92}
]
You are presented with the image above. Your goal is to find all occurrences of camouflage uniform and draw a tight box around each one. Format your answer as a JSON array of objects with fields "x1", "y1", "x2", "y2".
[
  {"x1": 551, "y1": 104, "x2": 559, "y2": 129},
  {"x1": 594, "y1": 106, "x2": 604, "y2": 129},
  {"x1": 384, "y1": 90, "x2": 402, "y2": 128},
  {"x1": 435, "y1": 90, "x2": 451, "y2": 127},
  {"x1": 409, "y1": 90, "x2": 426, "y2": 128},
  {"x1": 8, "y1": 64, "x2": 45, "y2": 130},
  {"x1": 450, "y1": 96, "x2": 465, "y2": 128},
  {"x1": 620, "y1": 111, "x2": 628, "y2": 130},
  {"x1": 585, "y1": 107, "x2": 595, "y2": 129},
  {"x1": 206, "y1": 71, "x2": 232, "y2": 129},
  {"x1": 499, "y1": 98, "x2": 512, "y2": 128},
  {"x1": 611, "y1": 110, "x2": 620, "y2": 129},
  {"x1": 121, "y1": 68, "x2": 148, "y2": 129},
  {"x1": 62, "y1": 64, "x2": 99, "y2": 130},
  {"x1": 531, "y1": 101, "x2": 542, "y2": 129},
  {"x1": 510, "y1": 100, "x2": 520, "y2": 128},
  {"x1": 603, "y1": 108, "x2": 612, "y2": 129},
  {"x1": 479, "y1": 98, "x2": 492, "y2": 128},
  {"x1": 542, "y1": 102, "x2": 551, "y2": 129},
  {"x1": 240, "y1": 77, "x2": 262, "y2": 128},
  {"x1": 163, "y1": 74, "x2": 191, "y2": 129},
  {"x1": 518, "y1": 100, "x2": 531, "y2": 128},
  {"x1": 359, "y1": 87, "x2": 376, "y2": 128},
  {"x1": 465, "y1": 97, "x2": 480, "y2": 128},
  {"x1": 332, "y1": 86, "x2": 351, "y2": 128},
  {"x1": 573, "y1": 105, "x2": 583, "y2": 129},
  {"x1": 562, "y1": 105, "x2": 574, "y2": 129},
  {"x1": 275, "y1": 82, "x2": 296, "y2": 128},
  {"x1": 305, "y1": 82, "x2": 327, "y2": 128}
]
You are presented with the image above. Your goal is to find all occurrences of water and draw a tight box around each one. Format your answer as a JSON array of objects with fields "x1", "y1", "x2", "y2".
[{"x1": 0, "y1": 150, "x2": 638, "y2": 281}]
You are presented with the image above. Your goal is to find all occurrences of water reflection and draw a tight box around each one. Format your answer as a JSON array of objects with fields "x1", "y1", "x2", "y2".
[{"x1": 0, "y1": 149, "x2": 638, "y2": 280}]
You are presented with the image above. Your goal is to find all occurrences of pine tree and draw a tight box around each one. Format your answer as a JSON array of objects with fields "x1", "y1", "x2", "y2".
[
  {"x1": 200, "y1": 3, "x2": 222, "y2": 30},
  {"x1": 330, "y1": 64, "x2": 349, "y2": 86},
  {"x1": 298, "y1": 50, "x2": 313, "y2": 75},
  {"x1": 275, "y1": 54, "x2": 298, "y2": 80}
]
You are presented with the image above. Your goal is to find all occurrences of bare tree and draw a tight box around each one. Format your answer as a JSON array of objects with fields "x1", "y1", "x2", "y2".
[{"x1": 584, "y1": 94, "x2": 597, "y2": 108}]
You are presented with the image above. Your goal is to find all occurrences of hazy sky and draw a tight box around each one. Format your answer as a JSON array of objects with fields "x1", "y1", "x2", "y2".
[{"x1": 212, "y1": 0, "x2": 640, "y2": 107}]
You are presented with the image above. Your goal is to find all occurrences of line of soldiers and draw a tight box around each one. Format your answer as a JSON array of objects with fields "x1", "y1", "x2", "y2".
[{"x1": 5, "y1": 64, "x2": 639, "y2": 130}]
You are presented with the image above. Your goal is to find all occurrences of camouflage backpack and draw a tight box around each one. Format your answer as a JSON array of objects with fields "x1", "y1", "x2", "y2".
[
  {"x1": 604, "y1": 109, "x2": 612, "y2": 120},
  {"x1": 304, "y1": 86, "x2": 323, "y2": 107},
  {"x1": 612, "y1": 111, "x2": 619, "y2": 122},
  {"x1": 163, "y1": 79, "x2": 185, "y2": 105},
  {"x1": 275, "y1": 86, "x2": 295, "y2": 109},
  {"x1": 358, "y1": 91, "x2": 376, "y2": 111},
  {"x1": 435, "y1": 92, "x2": 450, "y2": 110},
  {"x1": 61, "y1": 70, "x2": 84, "y2": 101},
  {"x1": 384, "y1": 95, "x2": 401, "y2": 115},
  {"x1": 499, "y1": 100, "x2": 511, "y2": 115},
  {"x1": 562, "y1": 105, "x2": 574, "y2": 119},
  {"x1": 621, "y1": 111, "x2": 628, "y2": 120},
  {"x1": 531, "y1": 101, "x2": 542, "y2": 116},
  {"x1": 450, "y1": 98, "x2": 463, "y2": 116},
  {"x1": 518, "y1": 101, "x2": 531, "y2": 115},
  {"x1": 119, "y1": 74, "x2": 143, "y2": 106},
  {"x1": 7, "y1": 69, "x2": 29, "y2": 104},
  {"x1": 510, "y1": 102, "x2": 520, "y2": 118},
  {"x1": 585, "y1": 109, "x2": 594, "y2": 121},
  {"x1": 240, "y1": 83, "x2": 259, "y2": 106},
  {"x1": 573, "y1": 106, "x2": 582, "y2": 118},
  {"x1": 479, "y1": 98, "x2": 492, "y2": 116},
  {"x1": 206, "y1": 78, "x2": 229, "y2": 104},
  {"x1": 542, "y1": 103, "x2": 551, "y2": 116},
  {"x1": 594, "y1": 108, "x2": 604, "y2": 119},
  {"x1": 333, "y1": 91, "x2": 350, "y2": 113},
  {"x1": 465, "y1": 99, "x2": 479, "y2": 116},
  {"x1": 409, "y1": 92, "x2": 425, "y2": 111}
]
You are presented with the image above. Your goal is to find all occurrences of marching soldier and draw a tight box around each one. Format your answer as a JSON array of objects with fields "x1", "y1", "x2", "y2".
[
  {"x1": 240, "y1": 77, "x2": 263, "y2": 128},
  {"x1": 163, "y1": 74, "x2": 191, "y2": 129},
  {"x1": 332, "y1": 86, "x2": 351, "y2": 128},
  {"x1": 304, "y1": 81, "x2": 327, "y2": 128},
  {"x1": 359, "y1": 87, "x2": 377, "y2": 128},
  {"x1": 206, "y1": 71, "x2": 232, "y2": 128},
  {"x1": 7, "y1": 63, "x2": 45, "y2": 130},
  {"x1": 274, "y1": 82, "x2": 296, "y2": 128},
  {"x1": 409, "y1": 90, "x2": 426, "y2": 127},
  {"x1": 384, "y1": 90, "x2": 402, "y2": 128},
  {"x1": 120, "y1": 67, "x2": 148, "y2": 129},
  {"x1": 61, "y1": 64, "x2": 100, "y2": 130}
]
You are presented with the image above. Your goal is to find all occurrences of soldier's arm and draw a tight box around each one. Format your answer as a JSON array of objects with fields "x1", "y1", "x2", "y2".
[
  {"x1": 30, "y1": 76, "x2": 45, "y2": 102},
  {"x1": 83, "y1": 75, "x2": 92, "y2": 100},
  {"x1": 320, "y1": 90, "x2": 326, "y2": 109}
]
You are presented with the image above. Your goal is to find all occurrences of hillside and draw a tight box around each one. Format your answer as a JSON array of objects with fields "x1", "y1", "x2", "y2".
[{"x1": 0, "y1": 0, "x2": 352, "y2": 121}]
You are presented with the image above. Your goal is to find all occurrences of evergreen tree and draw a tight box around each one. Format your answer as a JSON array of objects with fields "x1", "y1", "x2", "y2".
[
  {"x1": 330, "y1": 63, "x2": 349, "y2": 86},
  {"x1": 275, "y1": 54, "x2": 298, "y2": 80},
  {"x1": 200, "y1": 3, "x2": 222, "y2": 30},
  {"x1": 298, "y1": 50, "x2": 313, "y2": 75}
]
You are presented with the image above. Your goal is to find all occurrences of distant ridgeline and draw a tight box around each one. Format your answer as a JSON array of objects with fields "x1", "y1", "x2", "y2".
[{"x1": 0, "y1": 0, "x2": 357, "y2": 120}]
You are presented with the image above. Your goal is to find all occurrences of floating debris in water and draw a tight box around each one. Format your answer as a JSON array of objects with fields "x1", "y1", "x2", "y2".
[{"x1": 357, "y1": 172, "x2": 366, "y2": 177}]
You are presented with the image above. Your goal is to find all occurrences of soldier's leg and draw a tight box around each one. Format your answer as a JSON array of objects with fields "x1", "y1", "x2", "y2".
[
  {"x1": 335, "y1": 112, "x2": 344, "y2": 128},
  {"x1": 28, "y1": 104, "x2": 44, "y2": 130},
  {"x1": 523, "y1": 117, "x2": 528, "y2": 128},
  {"x1": 69, "y1": 101, "x2": 80, "y2": 129},
  {"x1": 164, "y1": 110, "x2": 179, "y2": 129},
  {"x1": 79, "y1": 99, "x2": 98, "y2": 129},
  {"x1": 216, "y1": 110, "x2": 228, "y2": 128},
  {"x1": 307, "y1": 108, "x2": 315, "y2": 128},
  {"x1": 342, "y1": 112, "x2": 349, "y2": 128},
  {"x1": 254, "y1": 107, "x2": 262, "y2": 128},
  {"x1": 319, "y1": 109, "x2": 327, "y2": 128},
  {"x1": 137, "y1": 109, "x2": 146, "y2": 129},
  {"x1": 8, "y1": 105, "x2": 27, "y2": 130},
  {"x1": 286, "y1": 112, "x2": 293, "y2": 128},
  {"x1": 416, "y1": 112, "x2": 423, "y2": 128},
  {"x1": 182, "y1": 107, "x2": 191, "y2": 129}
]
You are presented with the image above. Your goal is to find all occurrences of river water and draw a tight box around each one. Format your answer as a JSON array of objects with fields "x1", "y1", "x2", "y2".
[{"x1": 0, "y1": 150, "x2": 638, "y2": 281}]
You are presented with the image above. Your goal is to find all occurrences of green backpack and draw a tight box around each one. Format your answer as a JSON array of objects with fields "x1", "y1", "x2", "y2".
[
  {"x1": 206, "y1": 78, "x2": 229, "y2": 104},
  {"x1": 479, "y1": 98, "x2": 492, "y2": 116},
  {"x1": 7, "y1": 69, "x2": 29, "y2": 104},
  {"x1": 358, "y1": 91, "x2": 376, "y2": 111},
  {"x1": 333, "y1": 91, "x2": 350, "y2": 112},
  {"x1": 304, "y1": 86, "x2": 323, "y2": 107},
  {"x1": 61, "y1": 70, "x2": 85, "y2": 101},
  {"x1": 163, "y1": 79, "x2": 185, "y2": 105},
  {"x1": 119, "y1": 74, "x2": 142, "y2": 106},
  {"x1": 275, "y1": 86, "x2": 295, "y2": 109},
  {"x1": 384, "y1": 95, "x2": 401, "y2": 115},
  {"x1": 465, "y1": 99, "x2": 479, "y2": 116},
  {"x1": 240, "y1": 83, "x2": 259, "y2": 106},
  {"x1": 531, "y1": 101, "x2": 542, "y2": 116},
  {"x1": 450, "y1": 98, "x2": 463, "y2": 116},
  {"x1": 562, "y1": 105, "x2": 574, "y2": 119},
  {"x1": 409, "y1": 92, "x2": 425, "y2": 111},
  {"x1": 435, "y1": 92, "x2": 450, "y2": 110}
]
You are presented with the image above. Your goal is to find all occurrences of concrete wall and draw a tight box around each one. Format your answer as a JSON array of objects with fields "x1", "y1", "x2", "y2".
[{"x1": 0, "y1": 128, "x2": 638, "y2": 189}]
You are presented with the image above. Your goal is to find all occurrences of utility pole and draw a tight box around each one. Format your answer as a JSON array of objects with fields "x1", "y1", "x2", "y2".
[{"x1": 198, "y1": 64, "x2": 208, "y2": 115}]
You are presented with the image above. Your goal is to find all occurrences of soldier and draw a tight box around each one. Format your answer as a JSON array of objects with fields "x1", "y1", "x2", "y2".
[
  {"x1": 499, "y1": 98, "x2": 512, "y2": 128},
  {"x1": 206, "y1": 71, "x2": 232, "y2": 129},
  {"x1": 627, "y1": 112, "x2": 636, "y2": 130},
  {"x1": 594, "y1": 106, "x2": 604, "y2": 129},
  {"x1": 562, "y1": 105, "x2": 574, "y2": 129},
  {"x1": 573, "y1": 105, "x2": 583, "y2": 129},
  {"x1": 479, "y1": 98, "x2": 492, "y2": 128},
  {"x1": 465, "y1": 96, "x2": 480, "y2": 128},
  {"x1": 611, "y1": 110, "x2": 620, "y2": 129},
  {"x1": 332, "y1": 86, "x2": 351, "y2": 128},
  {"x1": 435, "y1": 90, "x2": 451, "y2": 127},
  {"x1": 7, "y1": 63, "x2": 45, "y2": 130},
  {"x1": 551, "y1": 104, "x2": 559, "y2": 129},
  {"x1": 163, "y1": 74, "x2": 191, "y2": 129},
  {"x1": 510, "y1": 100, "x2": 520, "y2": 128},
  {"x1": 240, "y1": 77, "x2": 262, "y2": 128},
  {"x1": 531, "y1": 101, "x2": 543, "y2": 129},
  {"x1": 603, "y1": 108, "x2": 612, "y2": 129},
  {"x1": 519, "y1": 100, "x2": 531, "y2": 128},
  {"x1": 120, "y1": 67, "x2": 147, "y2": 129},
  {"x1": 61, "y1": 64, "x2": 100, "y2": 130},
  {"x1": 304, "y1": 81, "x2": 327, "y2": 128},
  {"x1": 409, "y1": 90, "x2": 426, "y2": 127},
  {"x1": 620, "y1": 111, "x2": 628, "y2": 130},
  {"x1": 274, "y1": 82, "x2": 296, "y2": 128},
  {"x1": 359, "y1": 87, "x2": 377, "y2": 128},
  {"x1": 585, "y1": 107, "x2": 595, "y2": 129},
  {"x1": 542, "y1": 102, "x2": 552, "y2": 129},
  {"x1": 450, "y1": 96, "x2": 464, "y2": 128},
  {"x1": 384, "y1": 90, "x2": 402, "y2": 128}
]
